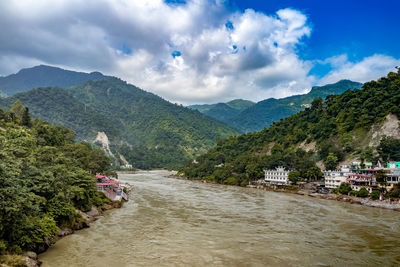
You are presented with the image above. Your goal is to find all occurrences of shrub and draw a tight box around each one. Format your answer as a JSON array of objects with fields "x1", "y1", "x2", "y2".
[
  {"x1": 370, "y1": 190, "x2": 380, "y2": 200},
  {"x1": 357, "y1": 187, "x2": 369, "y2": 198},
  {"x1": 224, "y1": 177, "x2": 239, "y2": 185},
  {"x1": 389, "y1": 189, "x2": 400, "y2": 198},
  {"x1": 0, "y1": 240, "x2": 7, "y2": 255},
  {"x1": 338, "y1": 182, "x2": 352, "y2": 195},
  {"x1": 349, "y1": 190, "x2": 358, "y2": 196}
]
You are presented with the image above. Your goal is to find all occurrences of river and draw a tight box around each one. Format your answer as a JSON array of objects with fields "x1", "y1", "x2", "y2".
[{"x1": 40, "y1": 170, "x2": 400, "y2": 266}]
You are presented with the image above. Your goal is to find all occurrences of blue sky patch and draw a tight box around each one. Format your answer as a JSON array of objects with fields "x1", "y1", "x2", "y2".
[{"x1": 172, "y1": 51, "x2": 182, "y2": 58}]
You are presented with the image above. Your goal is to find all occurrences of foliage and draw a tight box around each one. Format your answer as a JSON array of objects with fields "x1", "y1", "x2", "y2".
[
  {"x1": 377, "y1": 136, "x2": 400, "y2": 161},
  {"x1": 375, "y1": 170, "x2": 388, "y2": 191},
  {"x1": 324, "y1": 153, "x2": 338, "y2": 171},
  {"x1": 189, "y1": 99, "x2": 255, "y2": 127},
  {"x1": 338, "y1": 183, "x2": 352, "y2": 195},
  {"x1": 388, "y1": 189, "x2": 400, "y2": 198},
  {"x1": 183, "y1": 70, "x2": 400, "y2": 184},
  {"x1": 288, "y1": 170, "x2": 300, "y2": 185},
  {"x1": 1, "y1": 75, "x2": 239, "y2": 169},
  {"x1": 0, "y1": 105, "x2": 111, "y2": 253},
  {"x1": 357, "y1": 187, "x2": 369, "y2": 198},
  {"x1": 370, "y1": 190, "x2": 380, "y2": 200},
  {"x1": 226, "y1": 80, "x2": 362, "y2": 133}
]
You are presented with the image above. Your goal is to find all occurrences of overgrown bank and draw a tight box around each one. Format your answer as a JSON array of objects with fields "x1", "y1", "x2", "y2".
[{"x1": 0, "y1": 104, "x2": 120, "y2": 266}]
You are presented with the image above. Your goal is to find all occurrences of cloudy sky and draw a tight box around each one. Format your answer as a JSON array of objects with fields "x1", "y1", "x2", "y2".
[{"x1": 0, "y1": 0, "x2": 399, "y2": 104}]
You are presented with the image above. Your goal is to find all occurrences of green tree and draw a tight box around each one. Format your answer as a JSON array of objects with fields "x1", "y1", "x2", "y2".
[
  {"x1": 357, "y1": 187, "x2": 369, "y2": 198},
  {"x1": 21, "y1": 107, "x2": 32, "y2": 127},
  {"x1": 375, "y1": 170, "x2": 388, "y2": 192},
  {"x1": 338, "y1": 182, "x2": 352, "y2": 195},
  {"x1": 11, "y1": 100, "x2": 25, "y2": 120},
  {"x1": 288, "y1": 170, "x2": 300, "y2": 185},
  {"x1": 324, "y1": 153, "x2": 338, "y2": 171}
]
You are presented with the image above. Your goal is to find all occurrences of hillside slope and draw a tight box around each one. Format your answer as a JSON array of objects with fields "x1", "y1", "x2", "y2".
[
  {"x1": 189, "y1": 99, "x2": 255, "y2": 125},
  {"x1": 0, "y1": 87, "x2": 118, "y2": 141},
  {"x1": 0, "y1": 72, "x2": 239, "y2": 169},
  {"x1": 182, "y1": 71, "x2": 400, "y2": 185},
  {"x1": 0, "y1": 65, "x2": 108, "y2": 96},
  {"x1": 229, "y1": 80, "x2": 362, "y2": 133}
]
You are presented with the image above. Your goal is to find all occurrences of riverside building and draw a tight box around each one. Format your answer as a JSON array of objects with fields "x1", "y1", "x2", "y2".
[
  {"x1": 324, "y1": 165, "x2": 350, "y2": 189},
  {"x1": 264, "y1": 167, "x2": 289, "y2": 185}
]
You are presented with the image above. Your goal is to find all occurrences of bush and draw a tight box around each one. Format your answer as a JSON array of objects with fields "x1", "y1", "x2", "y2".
[
  {"x1": 224, "y1": 177, "x2": 239, "y2": 185},
  {"x1": 338, "y1": 182, "x2": 352, "y2": 195},
  {"x1": 371, "y1": 190, "x2": 380, "y2": 200},
  {"x1": 357, "y1": 187, "x2": 369, "y2": 198},
  {"x1": 349, "y1": 190, "x2": 358, "y2": 196},
  {"x1": 0, "y1": 240, "x2": 7, "y2": 255},
  {"x1": 389, "y1": 189, "x2": 400, "y2": 198}
]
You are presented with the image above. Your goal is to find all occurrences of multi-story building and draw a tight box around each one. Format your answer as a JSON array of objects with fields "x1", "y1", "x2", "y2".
[
  {"x1": 324, "y1": 165, "x2": 350, "y2": 189},
  {"x1": 264, "y1": 167, "x2": 289, "y2": 185}
]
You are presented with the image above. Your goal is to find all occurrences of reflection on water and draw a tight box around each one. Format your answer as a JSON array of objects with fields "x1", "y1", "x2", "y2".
[{"x1": 40, "y1": 170, "x2": 400, "y2": 266}]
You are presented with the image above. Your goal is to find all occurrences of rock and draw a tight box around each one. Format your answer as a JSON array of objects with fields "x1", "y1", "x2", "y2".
[
  {"x1": 57, "y1": 227, "x2": 73, "y2": 237},
  {"x1": 23, "y1": 251, "x2": 38, "y2": 260}
]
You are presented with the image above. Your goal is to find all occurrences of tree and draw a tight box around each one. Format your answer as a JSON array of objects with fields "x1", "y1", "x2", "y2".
[
  {"x1": 11, "y1": 100, "x2": 25, "y2": 120},
  {"x1": 21, "y1": 107, "x2": 32, "y2": 127},
  {"x1": 377, "y1": 136, "x2": 400, "y2": 162},
  {"x1": 324, "y1": 153, "x2": 338, "y2": 171},
  {"x1": 338, "y1": 182, "x2": 352, "y2": 195},
  {"x1": 375, "y1": 170, "x2": 388, "y2": 192},
  {"x1": 357, "y1": 187, "x2": 369, "y2": 198},
  {"x1": 288, "y1": 170, "x2": 300, "y2": 185}
]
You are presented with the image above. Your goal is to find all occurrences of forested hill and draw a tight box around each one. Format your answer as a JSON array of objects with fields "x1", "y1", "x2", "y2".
[
  {"x1": 188, "y1": 99, "x2": 255, "y2": 124},
  {"x1": 182, "y1": 71, "x2": 400, "y2": 186},
  {"x1": 67, "y1": 78, "x2": 238, "y2": 168},
  {"x1": 0, "y1": 72, "x2": 238, "y2": 169},
  {"x1": 0, "y1": 87, "x2": 118, "y2": 141},
  {"x1": 0, "y1": 65, "x2": 108, "y2": 96},
  {"x1": 228, "y1": 80, "x2": 362, "y2": 133}
]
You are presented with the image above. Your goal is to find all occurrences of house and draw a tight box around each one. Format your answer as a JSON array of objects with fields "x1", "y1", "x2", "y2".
[
  {"x1": 347, "y1": 172, "x2": 378, "y2": 193},
  {"x1": 324, "y1": 165, "x2": 350, "y2": 189},
  {"x1": 264, "y1": 167, "x2": 289, "y2": 185}
]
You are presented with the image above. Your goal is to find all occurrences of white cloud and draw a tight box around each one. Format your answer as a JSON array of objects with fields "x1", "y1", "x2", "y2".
[
  {"x1": 0, "y1": 0, "x2": 316, "y2": 104},
  {"x1": 319, "y1": 54, "x2": 400, "y2": 85},
  {"x1": 3, "y1": 0, "x2": 396, "y2": 104}
]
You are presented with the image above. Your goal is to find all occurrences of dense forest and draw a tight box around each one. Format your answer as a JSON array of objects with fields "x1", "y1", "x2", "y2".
[
  {"x1": 182, "y1": 70, "x2": 400, "y2": 185},
  {"x1": 0, "y1": 66, "x2": 239, "y2": 170},
  {"x1": 191, "y1": 80, "x2": 362, "y2": 133},
  {"x1": 0, "y1": 103, "x2": 112, "y2": 254}
]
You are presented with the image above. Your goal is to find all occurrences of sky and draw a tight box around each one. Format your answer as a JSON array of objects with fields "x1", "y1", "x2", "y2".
[{"x1": 0, "y1": 0, "x2": 399, "y2": 104}]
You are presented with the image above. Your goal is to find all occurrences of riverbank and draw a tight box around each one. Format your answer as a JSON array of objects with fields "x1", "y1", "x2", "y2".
[
  {"x1": 2, "y1": 184, "x2": 134, "y2": 267},
  {"x1": 170, "y1": 174, "x2": 400, "y2": 212}
]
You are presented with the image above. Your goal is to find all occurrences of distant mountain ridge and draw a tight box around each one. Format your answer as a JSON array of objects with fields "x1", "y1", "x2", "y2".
[
  {"x1": 0, "y1": 65, "x2": 109, "y2": 96},
  {"x1": 188, "y1": 99, "x2": 255, "y2": 125},
  {"x1": 190, "y1": 80, "x2": 363, "y2": 133},
  {"x1": 0, "y1": 65, "x2": 238, "y2": 169}
]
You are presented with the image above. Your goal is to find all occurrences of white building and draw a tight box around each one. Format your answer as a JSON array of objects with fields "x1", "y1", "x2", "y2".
[
  {"x1": 264, "y1": 167, "x2": 289, "y2": 185},
  {"x1": 324, "y1": 165, "x2": 350, "y2": 189}
]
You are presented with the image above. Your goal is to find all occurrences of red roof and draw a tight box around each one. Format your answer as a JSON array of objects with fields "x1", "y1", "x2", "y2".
[
  {"x1": 95, "y1": 183, "x2": 109, "y2": 185},
  {"x1": 108, "y1": 180, "x2": 122, "y2": 184},
  {"x1": 95, "y1": 175, "x2": 106, "y2": 179}
]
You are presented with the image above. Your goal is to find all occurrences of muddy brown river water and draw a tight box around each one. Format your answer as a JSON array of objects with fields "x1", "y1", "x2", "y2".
[{"x1": 40, "y1": 170, "x2": 400, "y2": 266}]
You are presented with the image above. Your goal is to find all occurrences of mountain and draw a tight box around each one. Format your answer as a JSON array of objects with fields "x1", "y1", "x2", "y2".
[
  {"x1": 0, "y1": 87, "x2": 118, "y2": 141},
  {"x1": 0, "y1": 65, "x2": 108, "y2": 96},
  {"x1": 0, "y1": 69, "x2": 238, "y2": 169},
  {"x1": 182, "y1": 71, "x2": 400, "y2": 186},
  {"x1": 228, "y1": 80, "x2": 363, "y2": 133},
  {"x1": 188, "y1": 99, "x2": 255, "y2": 125}
]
